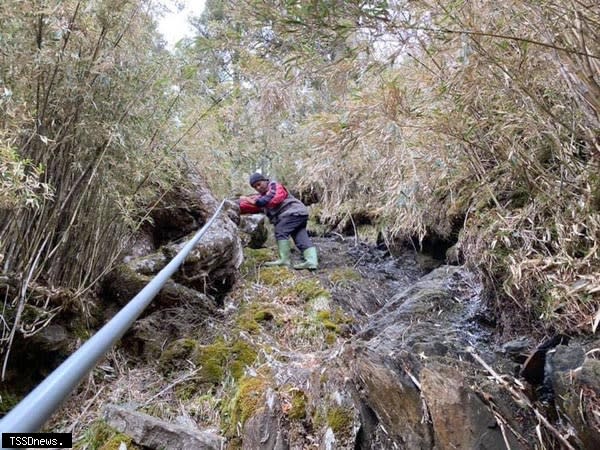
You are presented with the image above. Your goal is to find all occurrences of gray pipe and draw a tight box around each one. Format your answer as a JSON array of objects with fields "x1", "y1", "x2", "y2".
[{"x1": 0, "y1": 200, "x2": 226, "y2": 441}]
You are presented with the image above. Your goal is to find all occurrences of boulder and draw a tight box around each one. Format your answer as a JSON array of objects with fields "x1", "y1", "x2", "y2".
[
  {"x1": 105, "y1": 200, "x2": 243, "y2": 304},
  {"x1": 546, "y1": 344, "x2": 600, "y2": 449},
  {"x1": 164, "y1": 199, "x2": 243, "y2": 296},
  {"x1": 239, "y1": 214, "x2": 269, "y2": 249},
  {"x1": 421, "y1": 362, "x2": 521, "y2": 450},
  {"x1": 104, "y1": 404, "x2": 224, "y2": 450},
  {"x1": 146, "y1": 172, "x2": 219, "y2": 247},
  {"x1": 346, "y1": 266, "x2": 532, "y2": 449},
  {"x1": 241, "y1": 389, "x2": 288, "y2": 450}
]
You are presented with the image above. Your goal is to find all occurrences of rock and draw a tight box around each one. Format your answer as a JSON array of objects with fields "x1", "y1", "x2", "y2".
[
  {"x1": 239, "y1": 214, "x2": 269, "y2": 249},
  {"x1": 348, "y1": 353, "x2": 432, "y2": 448},
  {"x1": 30, "y1": 324, "x2": 69, "y2": 352},
  {"x1": 501, "y1": 337, "x2": 532, "y2": 362},
  {"x1": 445, "y1": 243, "x2": 461, "y2": 265},
  {"x1": 346, "y1": 265, "x2": 535, "y2": 449},
  {"x1": 103, "y1": 266, "x2": 217, "y2": 311},
  {"x1": 241, "y1": 389, "x2": 288, "y2": 450},
  {"x1": 546, "y1": 344, "x2": 600, "y2": 449},
  {"x1": 580, "y1": 357, "x2": 600, "y2": 392},
  {"x1": 104, "y1": 404, "x2": 224, "y2": 450},
  {"x1": 125, "y1": 252, "x2": 168, "y2": 276},
  {"x1": 104, "y1": 200, "x2": 243, "y2": 305},
  {"x1": 164, "y1": 199, "x2": 243, "y2": 297},
  {"x1": 147, "y1": 172, "x2": 219, "y2": 247},
  {"x1": 421, "y1": 362, "x2": 522, "y2": 450},
  {"x1": 124, "y1": 230, "x2": 156, "y2": 261}
]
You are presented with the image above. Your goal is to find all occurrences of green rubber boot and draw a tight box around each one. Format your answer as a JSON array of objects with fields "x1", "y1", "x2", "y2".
[
  {"x1": 293, "y1": 247, "x2": 318, "y2": 270},
  {"x1": 264, "y1": 240, "x2": 292, "y2": 267}
]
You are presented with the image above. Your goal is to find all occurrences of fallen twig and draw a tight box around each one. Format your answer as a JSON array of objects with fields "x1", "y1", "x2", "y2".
[{"x1": 468, "y1": 349, "x2": 576, "y2": 450}]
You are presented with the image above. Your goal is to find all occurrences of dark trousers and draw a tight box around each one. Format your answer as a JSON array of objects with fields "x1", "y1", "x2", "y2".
[{"x1": 274, "y1": 214, "x2": 313, "y2": 251}]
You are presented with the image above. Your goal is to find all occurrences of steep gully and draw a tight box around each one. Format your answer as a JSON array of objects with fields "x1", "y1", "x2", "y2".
[{"x1": 34, "y1": 195, "x2": 600, "y2": 449}]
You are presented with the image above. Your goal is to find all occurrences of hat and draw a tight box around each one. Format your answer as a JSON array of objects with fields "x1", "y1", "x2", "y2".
[{"x1": 249, "y1": 172, "x2": 268, "y2": 186}]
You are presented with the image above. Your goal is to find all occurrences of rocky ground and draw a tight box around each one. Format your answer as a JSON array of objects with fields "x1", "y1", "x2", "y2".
[{"x1": 45, "y1": 222, "x2": 600, "y2": 450}]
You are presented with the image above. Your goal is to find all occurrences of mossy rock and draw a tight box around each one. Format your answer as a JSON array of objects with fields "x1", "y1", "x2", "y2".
[
  {"x1": 192, "y1": 338, "x2": 258, "y2": 384},
  {"x1": 288, "y1": 389, "x2": 307, "y2": 421},
  {"x1": 326, "y1": 406, "x2": 354, "y2": 435},
  {"x1": 158, "y1": 338, "x2": 198, "y2": 375},
  {"x1": 224, "y1": 375, "x2": 269, "y2": 436}
]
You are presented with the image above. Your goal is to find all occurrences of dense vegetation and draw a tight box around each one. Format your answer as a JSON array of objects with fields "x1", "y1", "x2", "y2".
[
  {"x1": 0, "y1": 0, "x2": 598, "y2": 380},
  {"x1": 189, "y1": 0, "x2": 600, "y2": 336},
  {"x1": 0, "y1": 0, "x2": 189, "y2": 375}
]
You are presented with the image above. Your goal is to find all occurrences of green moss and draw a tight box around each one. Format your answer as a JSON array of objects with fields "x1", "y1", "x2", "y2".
[
  {"x1": 0, "y1": 391, "x2": 21, "y2": 415},
  {"x1": 225, "y1": 376, "x2": 268, "y2": 436},
  {"x1": 327, "y1": 406, "x2": 353, "y2": 434},
  {"x1": 229, "y1": 340, "x2": 259, "y2": 380},
  {"x1": 236, "y1": 315, "x2": 260, "y2": 334},
  {"x1": 331, "y1": 308, "x2": 354, "y2": 326},
  {"x1": 288, "y1": 390, "x2": 307, "y2": 421},
  {"x1": 241, "y1": 248, "x2": 275, "y2": 275},
  {"x1": 321, "y1": 319, "x2": 339, "y2": 332},
  {"x1": 285, "y1": 279, "x2": 330, "y2": 302},
  {"x1": 193, "y1": 340, "x2": 228, "y2": 384},
  {"x1": 74, "y1": 420, "x2": 139, "y2": 450},
  {"x1": 192, "y1": 338, "x2": 258, "y2": 384},
  {"x1": 316, "y1": 310, "x2": 331, "y2": 321},
  {"x1": 244, "y1": 247, "x2": 275, "y2": 263},
  {"x1": 99, "y1": 434, "x2": 136, "y2": 450},
  {"x1": 236, "y1": 303, "x2": 277, "y2": 333},
  {"x1": 257, "y1": 266, "x2": 293, "y2": 285},
  {"x1": 253, "y1": 310, "x2": 274, "y2": 321},
  {"x1": 158, "y1": 338, "x2": 198, "y2": 375},
  {"x1": 315, "y1": 308, "x2": 350, "y2": 335},
  {"x1": 329, "y1": 268, "x2": 361, "y2": 284},
  {"x1": 325, "y1": 332, "x2": 337, "y2": 345}
]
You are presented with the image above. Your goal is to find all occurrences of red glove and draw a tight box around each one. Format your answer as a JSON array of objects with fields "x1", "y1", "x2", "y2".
[{"x1": 239, "y1": 197, "x2": 261, "y2": 214}]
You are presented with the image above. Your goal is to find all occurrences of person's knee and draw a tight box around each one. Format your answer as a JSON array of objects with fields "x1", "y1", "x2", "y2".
[{"x1": 275, "y1": 231, "x2": 290, "y2": 241}]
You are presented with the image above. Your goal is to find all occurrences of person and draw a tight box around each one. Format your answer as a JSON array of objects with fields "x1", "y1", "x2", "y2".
[{"x1": 238, "y1": 172, "x2": 318, "y2": 270}]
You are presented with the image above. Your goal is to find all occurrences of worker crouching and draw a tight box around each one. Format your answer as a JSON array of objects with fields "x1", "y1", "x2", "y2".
[{"x1": 238, "y1": 172, "x2": 318, "y2": 270}]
